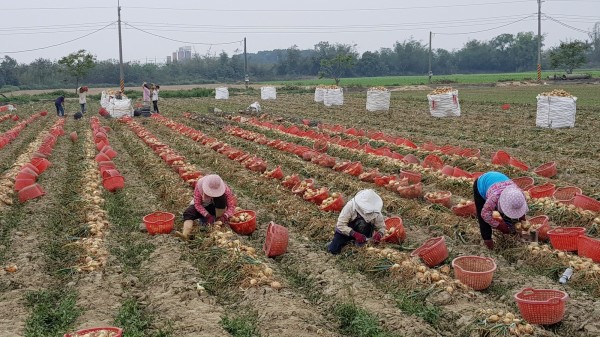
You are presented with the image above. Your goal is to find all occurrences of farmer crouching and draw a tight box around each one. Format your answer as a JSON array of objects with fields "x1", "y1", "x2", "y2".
[
  {"x1": 175, "y1": 174, "x2": 236, "y2": 241},
  {"x1": 474, "y1": 171, "x2": 529, "y2": 250},
  {"x1": 327, "y1": 189, "x2": 386, "y2": 254}
]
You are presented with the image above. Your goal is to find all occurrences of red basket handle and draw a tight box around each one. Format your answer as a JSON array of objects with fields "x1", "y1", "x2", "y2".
[{"x1": 410, "y1": 237, "x2": 440, "y2": 257}]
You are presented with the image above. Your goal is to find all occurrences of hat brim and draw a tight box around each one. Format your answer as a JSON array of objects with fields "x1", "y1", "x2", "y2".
[
  {"x1": 499, "y1": 189, "x2": 528, "y2": 219},
  {"x1": 203, "y1": 180, "x2": 226, "y2": 197}
]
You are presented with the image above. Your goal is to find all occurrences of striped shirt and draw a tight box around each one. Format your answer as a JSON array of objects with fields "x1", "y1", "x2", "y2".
[{"x1": 193, "y1": 177, "x2": 235, "y2": 218}]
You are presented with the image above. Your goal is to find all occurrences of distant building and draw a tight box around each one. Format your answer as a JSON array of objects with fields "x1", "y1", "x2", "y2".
[
  {"x1": 166, "y1": 56, "x2": 172, "y2": 63},
  {"x1": 172, "y1": 52, "x2": 178, "y2": 62}
]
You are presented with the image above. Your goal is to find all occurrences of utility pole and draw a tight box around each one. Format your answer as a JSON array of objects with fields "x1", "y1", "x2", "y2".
[
  {"x1": 118, "y1": 0, "x2": 125, "y2": 93},
  {"x1": 428, "y1": 31, "x2": 433, "y2": 84},
  {"x1": 244, "y1": 37, "x2": 249, "y2": 89},
  {"x1": 537, "y1": 0, "x2": 542, "y2": 81}
]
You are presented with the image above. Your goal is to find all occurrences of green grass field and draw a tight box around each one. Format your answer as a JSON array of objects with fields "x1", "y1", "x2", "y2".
[{"x1": 267, "y1": 70, "x2": 600, "y2": 87}]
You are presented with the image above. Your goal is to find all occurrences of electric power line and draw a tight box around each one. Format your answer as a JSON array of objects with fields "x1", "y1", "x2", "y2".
[
  {"x1": 0, "y1": 21, "x2": 116, "y2": 54},
  {"x1": 123, "y1": 22, "x2": 244, "y2": 45},
  {"x1": 434, "y1": 14, "x2": 535, "y2": 35},
  {"x1": 544, "y1": 14, "x2": 593, "y2": 34},
  {"x1": 121, "y1": 0, "x2": 534, "y2": 12}
]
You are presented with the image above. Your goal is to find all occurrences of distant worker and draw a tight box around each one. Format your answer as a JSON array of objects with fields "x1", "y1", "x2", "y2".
[
  {"x1": 55, "y1": 95, "x2": 65, "y2": 117},
  {"x1": 175, "y1": 174, "x2": 237, "y2": 241},
  {"x1": 77, "y1": 86, "x2": 88, "y2": 114},
  {"x1": 473, "y1": 171, "x2": 529, "y2": 250},
  {"x1": 327, "y1": 189, "x2": 386, "y2": 254},
  {"x1": 152, "y1": 84, "x2": 160, "y2": 113},
  {"x1": 142, "y1": 82, "x2": 151, "y2": 109}
]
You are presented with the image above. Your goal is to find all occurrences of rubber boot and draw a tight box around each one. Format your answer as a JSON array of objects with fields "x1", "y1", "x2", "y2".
[{"x1": 175, "y1": 220, "x2": 194, "y2": 241}]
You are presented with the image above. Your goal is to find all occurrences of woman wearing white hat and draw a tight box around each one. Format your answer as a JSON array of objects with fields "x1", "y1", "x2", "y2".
[
  {"x1": 176, "y1": 174, "x2": 236, "y2": 241},
  {"x1": 474, "y1": 171, "x2": 529, "y2": 250},
  {"x1": 327, "y1": 189, "x2": 387, "y2": 254}
]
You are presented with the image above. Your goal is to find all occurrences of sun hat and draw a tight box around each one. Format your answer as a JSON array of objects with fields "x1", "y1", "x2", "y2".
[
  {"x1": 498, "y1": 186, "x2": 528, "y2": 219},
  {"x1": 202, "y1": 174, "x2": 226, "y2": 197},
  {"x1": 353, "y1": 189, "x2": 383, "y2": 221}
]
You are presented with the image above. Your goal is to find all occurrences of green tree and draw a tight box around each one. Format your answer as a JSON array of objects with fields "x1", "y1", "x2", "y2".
[
  {"x1": 58, "y1": 49, "x2": 96, "y2": 92},
  {"x1": 319, "y1": 54, "x2": 355, "y2": 86},
  {"x1": 549, "y1": 41, "x2": 591, "y2": 74},
  {"x1": 0, "y1": 56, "x2": 19, "y2": 87}
]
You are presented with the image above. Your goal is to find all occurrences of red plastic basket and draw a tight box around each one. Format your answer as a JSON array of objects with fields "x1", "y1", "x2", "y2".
[
  {"x1": 69, "y1": 131, "x2": 78, "y2": 143},
  {"x1": 424, "y1": 191, "x2": 452, "y2": 208},
  {"x1": 452, "y1": 202, "x2": 476, "y2": 217},
  {"x1": 491, "y1": 150, "x2": 511, "y2": 165},
  {"x1": 304, "y1": 188, "x2": 329, "y2": 205},
  {"x1": 342, "y1": 162, "x2": 363, "y2": 177},
  {"x1": 528, "y1": 215, "x2": 550, "y2": 241},
  {"x1": 511, "y1": 177, "x2": 535, "y2": 191},
  {"x1": 553, "y1": 186, "x2": 582, "y2": 205},
  {"x1": 402, "y1": 154, "x2": 420, "y2": 165},
  {"x1": 16, "y1": 169, "x2": 38, "y2": 180},
  {"x1": 64, "y1": 327, "x2": 123, "y2": 337},
  {"x1": 291, "y1": 179, "x2": 315, "y2": 195},
  {"x1": 400, "y1": 170, "x2": 422, "y2": 184},
  {"x1": 529, "y1": 183, "x2": 556, "y2": 199},
  {"x1": 547, "y1": 227, "x2": 586, "y2": 251},
  {"x1": 263, "y1": 222, "x2": 289, "y2": 257},
  {"x1": 422, "y1": 154, "x2": 444, "y2": 170},
  {"x1": 509, "y1": 157, "x2": 529, "y2": 171},
  {"x1": 382, "y1": 217, "x2": 406, "y2": 244},
  {"x1": 281, "y1": 174, "x2": 300, "y2": 189},
  {"x1": 441, "y1": 165, "x2": 454, "y2": 176},
  {"x1": 264, "y1": 166, "x2": 284, "y2": 180},
  {"x1": 514, "y1": 288, "x2": 568, "y2": 325},
  {"x1": 534, "y1": 162, "x2": 557, "y2": 178},
  {"x1": 95, "y1": 152, "x2": 111, "y2": 163},
  {"x1": 373, "y1": 175, "x2": 392, "y2": 187},
  {"x1": 410, "y1": 237, "x2": 448, "y2": 267},
  {"x1": 452, "y1": 167, "x2": 472, "y2": 179},
  {"x1": 103, "y1": 176, "x2": 125, "y2": 192},
  {"x1": 18, "y1": 183, "x2": 45, "y2": 203},
  {"x1": 14, "y1": 178, "x2": 35, "y2": 192},
  {"x1": 577, "y1": 235, "x2": 600, "y2": 263},
  {"x1": 397, "y1": 183, "x2": 422, "y2": 199},
  {"x1": 452, "y1": 256, "x2": 497, "y2": 290},
  {"x1": 230, "y1": 210, "x2": 257, "y2": 235},
  {"x1": 143, "y1": 211, "x2": 174, "y2": 235},
  {"x1": 320, "y1": 194, "x2": 344, "y2": 212},
  {"x1": 573, "y1": 194, "x2": 600, "y2": 212}
]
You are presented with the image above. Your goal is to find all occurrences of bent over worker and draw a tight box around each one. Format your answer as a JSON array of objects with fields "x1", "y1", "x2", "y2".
[{"x1": 327, "y1": 189, "x2": 386, "y2": 254}]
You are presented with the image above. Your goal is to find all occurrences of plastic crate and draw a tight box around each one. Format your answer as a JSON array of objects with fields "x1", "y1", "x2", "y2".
[
  {"x1": 263, "y1": 222, "x2": 289, "y2": 257},
  {"x1": 534, "y1": 161, "x2": 557, "y2": 178},
  {"x1": 143, "y1": 211, "x2": 175, "y2": 235},
  {"x1": 529, "y1": 183, "x2": 556, "y2": 199},
  {"x1": 577, "y1": 235, "x2": 600, "y2": 263},
  {"x1": 410, "y1": 237, "x2": 448, "y2": 267},
  {"x1": 514, "y1": 288, "x2": 568, "y2": 325},
  {"x1": 547, "y1": 227, "x2": 586, "y2": 251},
  {"x1": 230, "y1": 210, "x2": 257, "y2": 235},
  {"x1": 452, "y1": 256, "x2": 497, "y2": 290}
]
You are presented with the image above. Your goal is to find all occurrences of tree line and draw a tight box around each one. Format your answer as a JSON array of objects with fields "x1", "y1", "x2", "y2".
[{"x1": 1, "y1": 29, "x2": 600, "y2": 90}]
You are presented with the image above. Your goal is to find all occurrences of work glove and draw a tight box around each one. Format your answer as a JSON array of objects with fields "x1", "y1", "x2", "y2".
[
  {"x1": 204, "y1": 214, "x2": 215, "y2": 225},
  {"x1": 219, "y1": 213, "x2": 230, "y2": 223},
  {"x1": 496, "y1": 221, "x2": 511, "y2": 234},
  {"x1": 350, "y1": 230, "x2": 367, "y2": 244},
  {"x1": 484, "y1": 240, "x2": 494, "y2": 250},
  {"x1": 372, "y1": 232, "x2": 383, "y2": 244}
]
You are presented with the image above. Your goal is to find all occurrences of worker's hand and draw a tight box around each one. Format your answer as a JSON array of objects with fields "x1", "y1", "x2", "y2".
[
  {"x1": 350, "y1": 230, "x2": 367, "y2": 244},
  {"x1": 219, "y1": 213, "x2": 230, "y2": 223},
  {"x1": 484, "y1": 240, "x2": 494, "y2": 250},
  {"x1": 496, "y1": 222, "x2": 511, "y2": 234},
  {"x1": 372, "y1": 232, "x2": 383, "y2": 244},
  {"x1": 205, "y1": 214, "x2": 215, "y2": 224}
]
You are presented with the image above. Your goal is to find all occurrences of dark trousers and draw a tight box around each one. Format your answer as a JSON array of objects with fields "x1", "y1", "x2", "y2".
[
  {"x1": 55, "y1": 103, "x2": 64, "y2": 117},
  {"x1": 473, "y1": 178, "x2": 493, "y2": 240},
  {"x1": 182, "y1": 195, "x2": 227, "y2": 224},
  {"x1": 152, "y1": 100, "x2": 159, "y2": 113},
  {"x1": 327, "y1": 215, "x2": 374, "y2": 255}
]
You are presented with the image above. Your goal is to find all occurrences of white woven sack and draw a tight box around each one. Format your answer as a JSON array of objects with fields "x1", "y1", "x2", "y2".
[
  {"x1": 324, "y1": 88, "x2": 344, "y2": 106},
  {"x1": 536, "y1": 95, "x2": 577, "y2": 128},
  {"x1": 100, "y1": 91, "x2": 111, "y2": 108},
  {"x1": 427, "y1": 90, "x2": 461, "y2": 117},
  {"x1": 314, "y1": 87, "x2": 325, "y2": 102},
  {"x1": 366, "y1": 90, "x2": 391, "y2": 111},
  {"x1": 215, "y1": 87, "x2": 229, "y2": 100},
  {"x1": 108, "y1": 98, "x2": 133, "y2": 118},
  {"x1": 261, "y1": 86, "x2": 277, "y2": 100}
]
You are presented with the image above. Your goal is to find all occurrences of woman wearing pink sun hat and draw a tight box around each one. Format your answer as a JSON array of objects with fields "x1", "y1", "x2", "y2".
[
  {"x1": 474, "y1": 171, "x2": 529, "y2": 250},
  {"x1": 176, "y1": 174, "x2": 237, "y2": 241}
]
